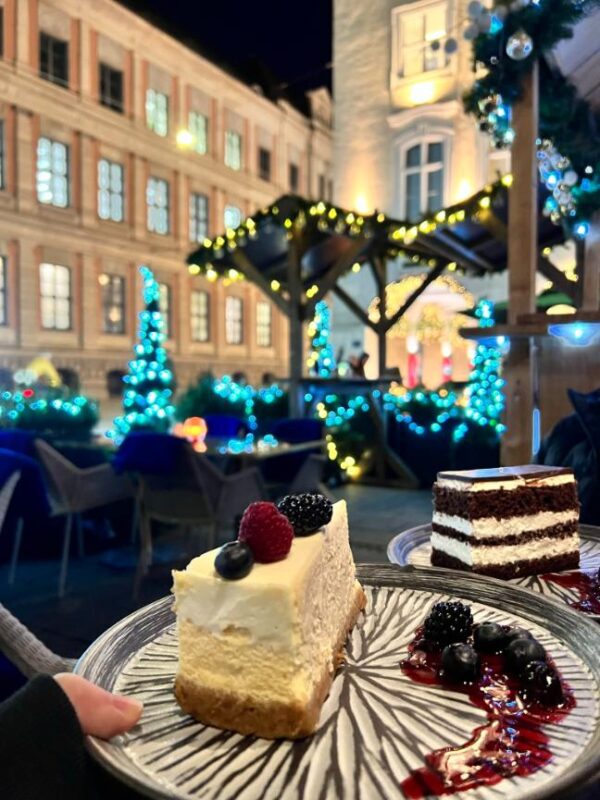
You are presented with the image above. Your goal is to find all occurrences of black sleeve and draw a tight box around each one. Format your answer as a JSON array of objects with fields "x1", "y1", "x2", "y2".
[
  {"x1": 0, "y1": 675, "x2": 87, "y2": 800},
  {"x1": 0, "y1": 676, "x2": 145, "y2": 800}
]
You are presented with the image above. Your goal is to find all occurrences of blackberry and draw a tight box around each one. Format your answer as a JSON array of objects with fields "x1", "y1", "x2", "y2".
[
  {"x1": 277, "y1": 493, "x2": 333, "y2": 536},
  {"x1": 521, "y1": 660, "x2": 564, "y2": 705},
  {"x1": 423, "y1": 601, "x2": 473, "y2": 646}
]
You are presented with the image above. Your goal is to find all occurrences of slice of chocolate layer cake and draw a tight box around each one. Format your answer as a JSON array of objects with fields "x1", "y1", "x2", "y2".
[{"x1": 431, "y1": 465, "x2": 580, "y2": 579}]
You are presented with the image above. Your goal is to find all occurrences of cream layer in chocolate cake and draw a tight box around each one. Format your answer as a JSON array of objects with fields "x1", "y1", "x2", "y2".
[{"x1": 431, "y1": 465, "x2": 580, "y2": 579}]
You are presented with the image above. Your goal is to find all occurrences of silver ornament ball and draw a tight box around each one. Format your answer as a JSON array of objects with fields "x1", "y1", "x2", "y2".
[
  {"x1": 468, "y1": 0, "x2": 484, "y2": 18},
  {"x1": 563, "y1": 170, "x2": 578, "y2": 187},
  {"x1": 444, "y1": 37, "x2": 458, "y2": 54},
  {"x1": 506, "y1": 29, "x2": 534, "y2": 61},
  {"x1": 464, "y1": 22, "x2": 479, "y2": 41}
]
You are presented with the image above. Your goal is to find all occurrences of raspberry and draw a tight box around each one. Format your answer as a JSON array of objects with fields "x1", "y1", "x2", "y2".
[
  {"x1": 423, "y1": 601, "x2": 473, "y2": 646},
  {"x1": 277, "y1": 493, "x2": 333, "y2": 536},
  {"x1": 238, "y1": 502, "x2": 294, "y2": 563}
]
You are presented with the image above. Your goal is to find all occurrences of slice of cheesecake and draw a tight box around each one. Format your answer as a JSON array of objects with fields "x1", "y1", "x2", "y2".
[{"x1": 172, "y1": 499, "x2": 365, "y2": 739}]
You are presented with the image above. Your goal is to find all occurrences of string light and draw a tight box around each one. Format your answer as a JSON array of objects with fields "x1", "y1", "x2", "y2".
[
  {"x1": 307, "y1": 301, "x2": 337, "y2": 377},
  {"x1": 110, "y1": 266, "x2": 175, "y2": 441}
]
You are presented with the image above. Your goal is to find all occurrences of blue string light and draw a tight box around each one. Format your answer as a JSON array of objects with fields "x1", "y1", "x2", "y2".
[
  {"x1": 111, "y1": 266, "x2": 175, "y2": 441},
  {"x1": 307, "y1": 301, "x2": 337, "y2": 377}
]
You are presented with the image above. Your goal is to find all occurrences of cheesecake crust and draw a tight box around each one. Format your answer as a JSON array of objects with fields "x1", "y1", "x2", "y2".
[{"x1": 174, "y1": 584, "x2": 367, "y2": 739}]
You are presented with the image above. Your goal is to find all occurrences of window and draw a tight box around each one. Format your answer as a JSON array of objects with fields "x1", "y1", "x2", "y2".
[
  {"x1": 0, "y1": 120, "x2": 4, "y2": 190},
  {"x1": 36, "y1": 137, "x2": 69, "y2": 207},
  {"x1": 396, "y1": 3, "x2": 447, "y2": 78},
  {"x1": 146, "y1": 176, "x2": 169, "y2": 234},
  {"x1": 289, "y1": 162, "x2": 299, "y2": 192},
  {"x1": 256, "y1": 301, "x2": 271, "y2": 347},
  {"x1": 39, "y1": 32, "x2": 69, "y2": 87},
  {"x1": 188, "y1": 111, "x2": 208, "y2": 155},
  {"x1": 39, "y1": 262, "x2": 71, "y2": 330},
  {"x1": 318, "y1": 174, "x2": 326, "y2": 199},
  {"x1": 98, "y1": 159, "x2": 124, "y2": 222},
  {"x1": 191, "y1": 290, "x2": 210, "y2": 342},
  {"x1": 0, "y1": 257, "x2": 6, "y2": 326},
  {"x1": 403, "y1": 140, "x2": 444, "y2": 221},
  {"x1": 146, "y1": 89, "x2": 169, "y2": 136},
  {"x1": 107, "y1": 369, "x2": 126, "y2": 397},
  {"x1": 99, "y1": 63, "x2": 124, "y2": 113},
  {"x1": 225, "y1": 296, "x2": 243, "y2": 344},
  {"x1": 99, "y1": 273, "x2": 125, "y2": 334},
  {"x1": 224, "y1": 204, "x2": 242, "y2": 230},
  {"x1": 225, "y1": 130, "x2": 242, "y2": 170},
  {"x1": 189, "y1": 192, "x2": 209, "y2": 243},
  {"x1": 258, "y1": 147, "x2": 271, "y2": 181},
  {"x1": 327, "y1": 178, "x2": 334, "y2": 202},
  {"x1": 158, "y1": 283, "x2": 171, "y2": 336}
]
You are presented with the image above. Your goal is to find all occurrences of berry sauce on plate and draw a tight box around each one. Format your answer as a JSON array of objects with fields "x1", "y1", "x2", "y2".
[
  {"x1": 399, "y1": 627, "x2": 575, "y2": 798},
  {"x1": 542, "y1": 571, "x2": 600, "y2": 615}
]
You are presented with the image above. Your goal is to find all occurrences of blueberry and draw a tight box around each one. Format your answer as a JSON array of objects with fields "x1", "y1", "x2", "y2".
[
  {"x1": 521, "y1": 660, "x2": 564, "y2": 705},
  {"x1": 441, "y1": 643, "x2": 479, "y2": 683},
  {"x1": 504, "y1": 626, "x2": 534, "y2": 647},
  {"x1": 214, "y1": 541, "x2": 254, "y2": 580},
  {"x1": 473, "y1": 622, "x2": 506, "y2": 654},
  {"x1": 505, "y1": 637, "x2": 546, "y2": 675}
]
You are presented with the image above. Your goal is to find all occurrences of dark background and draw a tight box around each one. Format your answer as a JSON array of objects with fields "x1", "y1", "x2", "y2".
[{"x1": 116, "y1": 0, "x2": 333, "y2": 99}]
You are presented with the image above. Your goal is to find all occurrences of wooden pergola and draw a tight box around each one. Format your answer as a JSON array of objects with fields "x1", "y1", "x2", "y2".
[{"x1": 186, "y1": 185, "x2": 570, "y2": 417}]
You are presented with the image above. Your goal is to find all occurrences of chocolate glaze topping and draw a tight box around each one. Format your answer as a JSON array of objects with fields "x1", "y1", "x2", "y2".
[{"x1": 437, "y1": 464, "x2": 574, "y2": 483}]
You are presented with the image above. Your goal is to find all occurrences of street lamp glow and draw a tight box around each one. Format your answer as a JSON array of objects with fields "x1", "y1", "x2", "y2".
[{"x1": 176, "y1": 129, "x2": 194, "y2": 148}]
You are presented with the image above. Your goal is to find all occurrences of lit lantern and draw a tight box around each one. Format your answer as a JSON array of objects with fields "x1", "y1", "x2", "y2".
[
  {"x1": 173, "y1": 416, "x2": 208, "y2": 452},
  {"x1": 441, "y1": 341, "x2": 453, "y2": 382}
]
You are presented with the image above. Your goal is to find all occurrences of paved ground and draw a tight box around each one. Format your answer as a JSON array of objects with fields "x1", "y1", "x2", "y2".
[{"x1": 0, "y1": 485, "x2": 432, "y2": 660}]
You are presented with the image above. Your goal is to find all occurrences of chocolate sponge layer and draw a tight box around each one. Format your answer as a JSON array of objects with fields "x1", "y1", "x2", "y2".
[{"x1": 433, "y1": 483, "x2": 579, "y2": 520}]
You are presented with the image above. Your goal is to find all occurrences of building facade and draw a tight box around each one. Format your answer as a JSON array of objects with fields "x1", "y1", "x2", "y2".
[
  {"x1": 331, "y1": 0, "x2": 509, "y2": 367},
  {"x1": 0, "y1": 0, "x2": 332, "y2": 399}
]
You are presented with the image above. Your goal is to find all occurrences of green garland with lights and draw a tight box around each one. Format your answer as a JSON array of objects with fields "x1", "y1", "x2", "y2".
[
  {"x1": 464, "y1": 0, "x2": 600, "y2": 237},
  {"x1": 0, "y1": 388, "x2": 98, "y2": 437}
]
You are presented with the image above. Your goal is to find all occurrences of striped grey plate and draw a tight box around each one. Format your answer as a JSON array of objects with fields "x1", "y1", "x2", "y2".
[
  {"x1": 387, "y1": 524, "x2": 600, "y2": 619},
  {"x1": 76, "y1": 565, "x2": 600, "y2": 800}
]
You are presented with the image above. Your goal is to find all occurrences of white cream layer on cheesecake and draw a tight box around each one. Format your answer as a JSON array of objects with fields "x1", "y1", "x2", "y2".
[
  {"x1": 432, "y1": 510, "x2": 579, "y2": 539},
  {"x1": 173, "y1": 500, "x2": 360, "y2": 702},
  {"x1": 431, "y1": 531, "x2": 580, "y2": 567},
  {"x1": 436, "y1": 474, "x2": 575, "y2": 492}
]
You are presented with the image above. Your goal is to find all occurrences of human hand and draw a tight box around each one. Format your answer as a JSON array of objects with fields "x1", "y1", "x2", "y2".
[{"x1": 54, "y1": 673, "x2": 143, "y2": 739}]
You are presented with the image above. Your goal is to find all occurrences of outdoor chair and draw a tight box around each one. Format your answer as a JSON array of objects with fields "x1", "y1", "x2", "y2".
[
  {"x1": 0, "y1": 449, "x2": 51, "y2": 585},
  {"x1": 34, "y1": 439, "x2": 134, "y2": 597},
  {"x1": 204, "y1": 414, "x2": 248, "y2": 439},
  {"x1": 0, "y1": 602, "x2": 75, "y2": 687},
  {"x1": 0, "y1": 429, "x2": 37, "y2": 458},
  {"x1": 0, "y1": 471, "x2": 22, "y2": 584},
  {"x1": 115, "y1": 433, "x2": 266, "y2": 596},
  {"x1": 261, "y1": 418, "x2": 329, "y2": 499}
]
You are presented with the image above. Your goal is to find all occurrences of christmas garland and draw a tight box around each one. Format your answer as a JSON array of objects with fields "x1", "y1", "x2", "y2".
[{"x1": 463, "y1": 0, "x2": 600, "y2": 238}]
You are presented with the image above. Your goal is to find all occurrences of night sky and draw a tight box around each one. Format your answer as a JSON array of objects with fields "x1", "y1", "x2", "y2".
[{"x1": 116, "y1": 0, "x2": 333, "y2": 95}]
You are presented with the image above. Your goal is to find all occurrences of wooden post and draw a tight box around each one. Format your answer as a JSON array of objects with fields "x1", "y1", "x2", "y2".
[
  {"x1": 581, "y1": 213, "x2": 600, "y2": 311},
  {"x1": 502, "y1": 63, "x2": 539, "y2": 465},
  {"x1": 371, "y1": 255, "x2": 388, "y2": 377}
]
